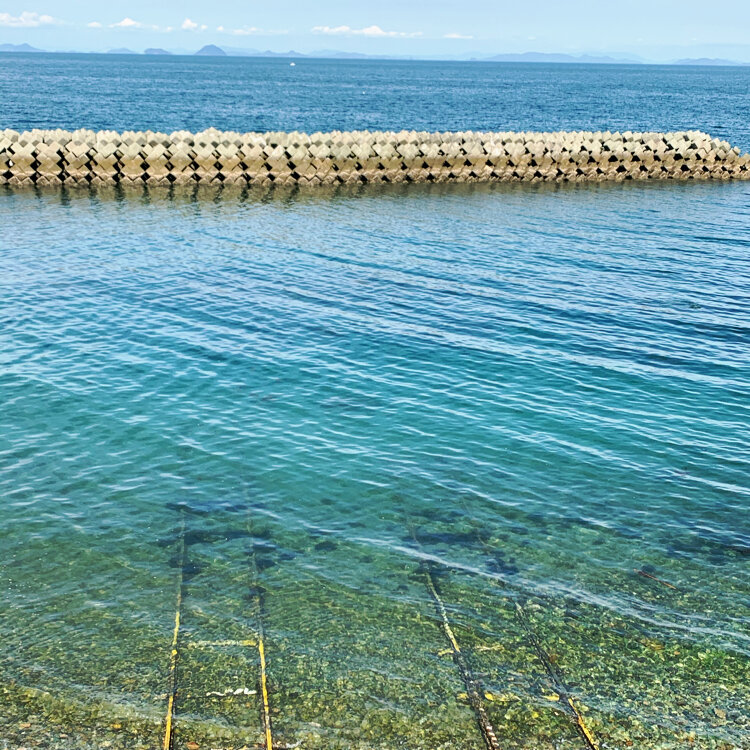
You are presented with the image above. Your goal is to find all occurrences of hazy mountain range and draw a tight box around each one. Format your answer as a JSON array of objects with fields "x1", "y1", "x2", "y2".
[{"x1": 1, "y1": 41, "x2": 749, "y2": 66}]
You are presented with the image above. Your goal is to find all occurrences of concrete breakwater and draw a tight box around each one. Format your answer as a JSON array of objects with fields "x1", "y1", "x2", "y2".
[{"x1": 1, "y1": 128, "x2": 749, "y2": 187}]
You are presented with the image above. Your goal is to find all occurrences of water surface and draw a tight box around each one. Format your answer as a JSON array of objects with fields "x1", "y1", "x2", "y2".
[
  {"x1": 1, "y1": 54, "x2": 749, "y2": 750},
  {"x1": 1, "y1": 180, "x2": 749, "y2": 749},
  {"x1": 1, "y1": 54, "x2": 749, "y2": 151}
]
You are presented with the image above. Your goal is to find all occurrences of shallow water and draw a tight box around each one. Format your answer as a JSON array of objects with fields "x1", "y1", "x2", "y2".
[{"x1": 1, "y1": 179, "x2": 749, "y2": 749}]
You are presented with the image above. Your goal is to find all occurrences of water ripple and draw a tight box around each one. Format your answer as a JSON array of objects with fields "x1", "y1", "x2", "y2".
[{"x1": 1, "y1": 181, "x2": 749, "y2": 747}]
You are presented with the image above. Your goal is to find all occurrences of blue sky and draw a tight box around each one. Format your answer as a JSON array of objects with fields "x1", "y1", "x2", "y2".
[{"x1": 2, "y1": 1, "x2": 750, "y2": 59}]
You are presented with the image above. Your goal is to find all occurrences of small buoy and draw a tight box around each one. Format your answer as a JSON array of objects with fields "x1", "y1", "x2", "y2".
[{"x1": 290, "y1": 62, "x2": 296, "y2": 66}]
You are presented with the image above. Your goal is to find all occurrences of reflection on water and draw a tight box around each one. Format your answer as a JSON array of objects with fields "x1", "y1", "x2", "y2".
[{"x1": 1, "y1": 181, "x2": 749, "y2": 749}]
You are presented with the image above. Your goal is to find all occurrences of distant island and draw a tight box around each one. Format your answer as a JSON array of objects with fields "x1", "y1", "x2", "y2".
[
  {"x1": 674, "y1": 58, "x2": 744, "y2": 66},
  {"x1": 484, "y1": 52, "x2": 641, "y2": 64},
  {"x1": 195, "y1": 44, "x2": 227, "y2": 57},
  {"x1": 0, "y1": 42, "x2": 43, "y2": 53},
  {"x1": 1, "y1": 42, "x2": 749, "y2": 66}
]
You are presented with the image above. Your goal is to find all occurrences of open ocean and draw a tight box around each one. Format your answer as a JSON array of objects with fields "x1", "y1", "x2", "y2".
[{"x1": 1, "y1": 54, "x2": 749, "y2": 750}]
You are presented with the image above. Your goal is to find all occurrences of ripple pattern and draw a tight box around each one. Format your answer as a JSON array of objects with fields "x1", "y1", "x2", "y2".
[{"x1": 1, "y1": 181, "x2": 749, "y2": 749}]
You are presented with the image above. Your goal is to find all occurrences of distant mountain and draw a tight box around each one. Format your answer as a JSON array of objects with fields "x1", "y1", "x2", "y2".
[
  {"x1": 0, "y1": 42, "x2": 44, "y2": 53},
  {"x1": 195, "y1": 44, "x2": 227, "y2": 57},
  {"x1": 3, "y1": 44, "x2": 750, "y2": 66},
  {"x1": 674, "y1": 57, "x2": 744, "y2": 66},
  {"x1": 219, "y1": 46, "x2": 307, "y2": 58},
  {"x1": 485, "y1": 52, "x2": 641, "y2": 64},
  {"x1": 310, "y1": 49, "x2": 403, "y2": 60},
  {"x1": 257, "y1": 49, "x2": 307, "y2": 58},
  {"x1": 219, "y1": 46, "x2": 263, "y2": 57}
]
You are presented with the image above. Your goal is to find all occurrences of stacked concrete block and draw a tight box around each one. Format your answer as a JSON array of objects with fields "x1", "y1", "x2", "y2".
[{"x1": 0, "y1": 128, "x2": 748, "y2": 187}]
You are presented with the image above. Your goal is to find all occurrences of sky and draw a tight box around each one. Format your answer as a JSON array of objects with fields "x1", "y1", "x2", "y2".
[{"x1": 2, "y1": 1, "x2": 750, "y2": 60}]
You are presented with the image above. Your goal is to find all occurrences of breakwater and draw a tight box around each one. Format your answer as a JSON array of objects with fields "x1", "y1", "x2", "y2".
[{"x1": 1, "y1": 128, "x2": 749, "y2": 187}]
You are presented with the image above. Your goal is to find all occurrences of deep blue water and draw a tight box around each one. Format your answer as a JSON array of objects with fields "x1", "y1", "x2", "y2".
[
  {"x1": 1, "y1": 53, "x2": 750, "y2": 151},
  {"x1": 1, "y1": 55, "x2": 749, "y2": 750}
]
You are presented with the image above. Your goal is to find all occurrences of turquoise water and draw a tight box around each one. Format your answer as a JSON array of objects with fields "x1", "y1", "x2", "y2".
[
  {"x1": 1, "y1": 54, "x2": 750, "y2": 750},
  {"x1": 1, "y1": 180, "x2": 749, "y2": 749}
]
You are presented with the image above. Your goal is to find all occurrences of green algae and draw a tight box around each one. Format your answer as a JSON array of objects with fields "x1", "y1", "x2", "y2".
[
  {"x1": 4, "y1": 515, "x2": 748, "y2": 750},
  {"x1": 1, "y1": 503, "x2": 749, "y2": 750},
  {"x1": 3, "y1": 171, "x2": 750, "y2": 750}
]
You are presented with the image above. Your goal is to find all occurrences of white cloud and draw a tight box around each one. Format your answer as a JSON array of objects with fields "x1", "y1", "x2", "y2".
[
  {"x1": 181, "y1": 18, "x2": 206, "y2": 31},
  {"x1": 0, "y1": 11, "x2": 61, "y2": 27},
  {"x1": 215, "y1": 24, "x2": 287, "y2": 36},
  {"x1": 111, "y1": 17, "x2": 142, "y2": 29},
  {"x1": 444, "y1": 32, "x2": 473, "y2": 40},
  {"x1": 87, "y1": 21, "x2": 102, "y2": 29},
  {"x1": 312, "y1": 24, "x2": 421, "y2": 38}
]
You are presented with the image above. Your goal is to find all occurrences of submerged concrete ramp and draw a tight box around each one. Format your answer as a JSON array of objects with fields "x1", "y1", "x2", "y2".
[{"x1": 1, "y1": 128, "x2": 748, "y2": 187}]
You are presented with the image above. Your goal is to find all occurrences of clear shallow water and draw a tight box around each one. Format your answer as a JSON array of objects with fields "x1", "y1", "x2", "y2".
[
  {"x1": 1, "y1": 180, "x2": 749, "y2": 750},
  {"x1": 1, "y1": 55, "x2": 750, "y2": 750}
]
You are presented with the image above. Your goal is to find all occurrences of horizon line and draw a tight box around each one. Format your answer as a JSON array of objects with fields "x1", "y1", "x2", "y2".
[{"x1": 1, "y1": 43, "x2": 750, "y2": 67}]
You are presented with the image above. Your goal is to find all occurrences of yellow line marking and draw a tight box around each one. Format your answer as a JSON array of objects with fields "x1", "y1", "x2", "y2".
[
  {"x1": 247, "y1": 512, "x2": 275, "y2": 750},
  {"x1": 163, "y1": 517, "x2": 186, "y2": 750},
  {"x1": 422, "y1": 564, "x2": 501, "y2": 750},
  {"x1": 569, "y1": 697, "x2": 599, "y2": 749},
  {"x1": 186, "y1": 639, "x2": 258, "y2": 648},
  {"x1": 466, "y1": 515, "x2": 601, "y2": 750},
  {"x1": 258, "y1": 635, "x2": 273, "y2": 750},
  {"x1": 475, "y1": 644, "x2": 506, "y2": 653},
  {"x1": 514, "y1": 602, "x2": 599, "y2": 750},
  {"x1": 424, "y1": 569, "x2": 463, "y2": 656}
]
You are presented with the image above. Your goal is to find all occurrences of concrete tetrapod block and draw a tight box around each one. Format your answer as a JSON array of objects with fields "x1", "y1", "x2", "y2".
[{"x1": 1, "y1": 128, "x2": 749, "y2": 186}]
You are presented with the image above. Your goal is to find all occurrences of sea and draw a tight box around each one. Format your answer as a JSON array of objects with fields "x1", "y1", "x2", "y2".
[{"x1": 1, "y1": 53, "x2": 749, "y2": 750}]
